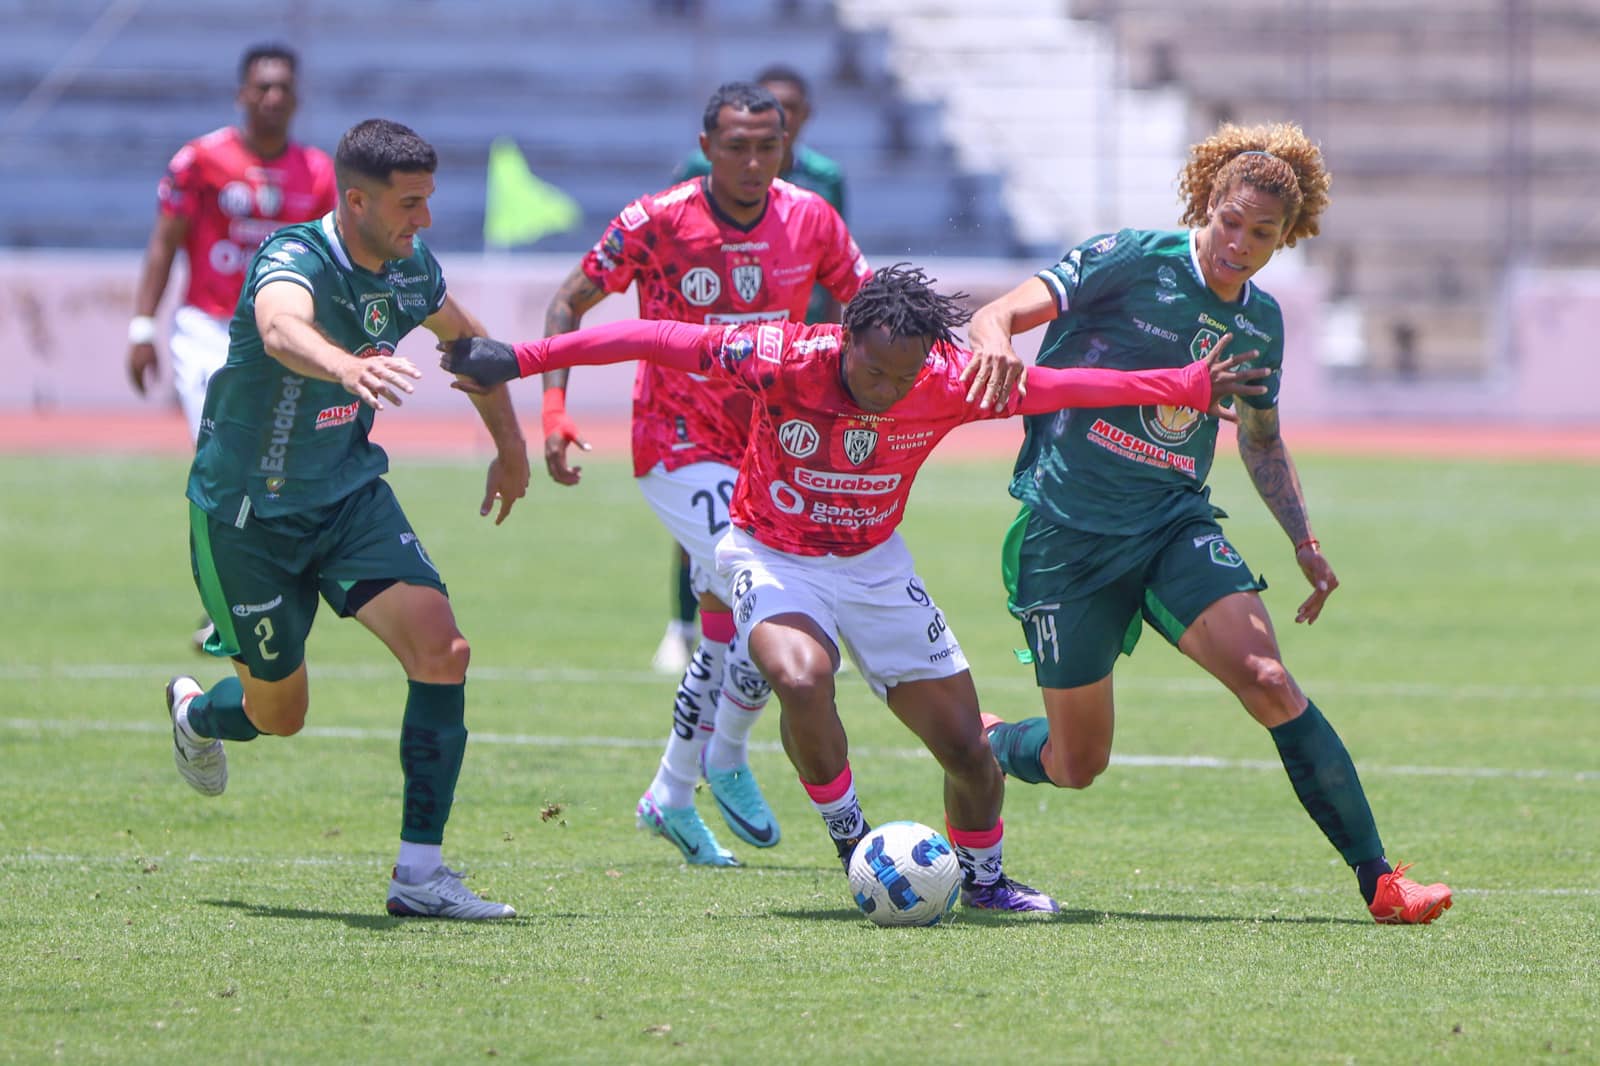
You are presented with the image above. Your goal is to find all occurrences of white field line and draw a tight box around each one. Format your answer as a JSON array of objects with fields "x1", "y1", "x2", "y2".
[
  {"x1": 4, "y1": 851, "x2": 1596, "y2": 898},
  {"x1": 3, "y1": 660, "x2": 1600, "y2": 704},
  {"x1": 2, "y1": 715, "x2": 1595, "y2": 783}
]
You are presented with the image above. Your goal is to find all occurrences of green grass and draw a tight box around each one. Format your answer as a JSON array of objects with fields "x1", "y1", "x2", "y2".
[{"x1": 2, "y1": 450, "x2": 1597, "y2": 1064}]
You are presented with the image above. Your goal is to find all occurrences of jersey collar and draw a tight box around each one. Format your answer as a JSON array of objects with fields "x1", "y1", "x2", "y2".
[
  {"x1": 701, "y1": 176, "x2": 769, "y2": 233},
  {"x1": 322, "y1": 211, "x2": 392, "y2": 276},
  {"x1": 1188, "y1": 229, "x2": 1252, "y2": 306}
]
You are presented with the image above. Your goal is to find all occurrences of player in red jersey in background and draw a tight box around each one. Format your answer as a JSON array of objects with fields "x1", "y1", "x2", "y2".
[
  {"x1": 538, "y1": 82, "x2": 870, "y2": 867},
  {"x1": 125, "y1": 43, "x2": 336, "y2": 649},
  {"x1": 442, "y1": 264, "x2": 1269, "y2": 911}
]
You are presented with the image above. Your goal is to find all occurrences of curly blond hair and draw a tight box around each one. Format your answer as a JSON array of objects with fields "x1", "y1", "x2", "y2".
[{"x1": 1177, "y1": 122, "x2": 1331, "y2": 248}]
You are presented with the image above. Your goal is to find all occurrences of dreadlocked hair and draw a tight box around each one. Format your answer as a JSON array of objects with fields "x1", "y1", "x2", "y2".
[{"x1": 843, "y1": 263, "x2": 971, "y2": 348}]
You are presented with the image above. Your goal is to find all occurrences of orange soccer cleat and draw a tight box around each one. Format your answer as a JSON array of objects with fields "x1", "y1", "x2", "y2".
[{"x1": 1368, "y1": 862, "x2": 1453, "y2": 924}]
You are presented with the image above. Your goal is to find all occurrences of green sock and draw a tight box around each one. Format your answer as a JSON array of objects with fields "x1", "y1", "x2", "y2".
[
  {"x1": 399, "y1": 680, "x2": 467, "y2": 846},
  {"x1": 186, "y1": 677, "x2": 259, "y2": 741},
  {"x1": 988, "y1": 717, "x2": 1053, "y2": 785},
  {"x1": 1268, "y1": 701, "x2": 1384, "y2": 865}
]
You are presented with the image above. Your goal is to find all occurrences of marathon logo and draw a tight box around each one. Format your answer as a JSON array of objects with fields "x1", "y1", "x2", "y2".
[
  {"x1": 794, "y1": 468, "x2": 901, "y2": 495},
  {"x1": 314, "y1": 401, "x2": 361, "y2": 430},
  {"x1": 1087, "y1": 418, "x2": 1197, "y2": 477}
]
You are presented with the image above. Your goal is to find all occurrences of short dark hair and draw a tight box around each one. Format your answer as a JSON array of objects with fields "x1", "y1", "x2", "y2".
[
  {"x1": 755, "y1": 64, "x2": 809, "y2": 100},
  {"x1": 334, "y1": 119, "x2": 437, "y2": 191},
  {"x1": 702, "y1": 81, "x2": 785, "y2": 134},
  {"x1": 239, "y1": 43, "x2": 297, "y2": 84},
  {"x1": 843, "y1": 263, "x2": 971, "y2": 349}
]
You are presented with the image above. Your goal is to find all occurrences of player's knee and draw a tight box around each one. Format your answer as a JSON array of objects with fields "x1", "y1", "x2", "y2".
[
  {"x1": 765, "y1": 662, "x2": 832, "y2": 711},
  {"x1": 1233, "y1": 656, "x2": 1298, "y2": 710},
  {"x1": 1041, "y1": 742, "x2": 1108, "y2": 790},
  {"x1": 409, "y1": 633, "x2": 470, "y2": 684}
]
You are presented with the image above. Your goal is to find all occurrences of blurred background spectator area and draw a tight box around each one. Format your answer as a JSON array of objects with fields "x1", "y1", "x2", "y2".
[{"x1": 3, "y1": 0, "x2": 1599, "y2": 408}]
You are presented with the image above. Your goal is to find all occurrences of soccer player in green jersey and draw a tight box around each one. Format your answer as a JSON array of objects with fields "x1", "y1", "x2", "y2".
[
  {"x1": 166, "y1": 118, "x2": 531, "y2": 920},
  {"x1": 968, "y1": 122, "x2": 1452, "y2": 925}
]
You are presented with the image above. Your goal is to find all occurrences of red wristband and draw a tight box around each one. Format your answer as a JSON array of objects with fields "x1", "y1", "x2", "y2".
[
  {"x1": 540, "y1": 388, "x2": 568, "y2": 437},
  {"x1": 1294, "y1": 537, "x2": 1320, "y2": 553}
]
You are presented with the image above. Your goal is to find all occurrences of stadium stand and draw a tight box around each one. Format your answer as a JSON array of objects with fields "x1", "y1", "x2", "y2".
[{"x1": 0, "y1": 0, "x2": 1020, "y2": 257}]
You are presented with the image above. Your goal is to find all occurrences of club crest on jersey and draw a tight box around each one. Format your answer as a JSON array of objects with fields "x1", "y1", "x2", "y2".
[
  {"x1": 778, "y1": 418, "x2": 819, "y2": 458},
  {"x1": 732, "y1": 264, "x2": 762, "y2": 302},
  {"x1": 842, "y1": 428, "x2": 878, "y2": 466},
  {"x1": 681, "y1": 267, "x2": 721, "y2": 306},
  {"x1": 1189, "y1": 327, "x2": 1220, "y2": 362},
  {"x1": 1209, "y1": 540, "x2": 1244, "y2": 568},
  {"x1": 363, "y1": 299, "x2": 390, "y2": 337}
]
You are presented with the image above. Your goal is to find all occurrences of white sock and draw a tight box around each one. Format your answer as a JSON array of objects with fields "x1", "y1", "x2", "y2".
[
  {"x1": 706, "y1": 632, "x2": 770, "y2": 772},
  {"x1": 650, "y1": 639, "x2": 726, "y2": 806},
  {"x1": 806, "y1": 776, "x2": 865, "y2": 842},
  {"x1": 395, "y1": 842, "x2": 442, "y2": 882}
]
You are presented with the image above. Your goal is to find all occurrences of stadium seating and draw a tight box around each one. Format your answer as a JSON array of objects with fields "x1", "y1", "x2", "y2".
[{"x1": 0, "y1": 0, "x2": 1021, "y2": 257}]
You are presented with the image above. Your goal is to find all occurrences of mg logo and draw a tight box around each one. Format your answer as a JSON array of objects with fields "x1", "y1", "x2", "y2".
[
  {"x1": 778, "y1": 418, "x2": 819, "y2": 458},
  {"x1": 681, "y1": 267, "x2": 721, "y2": 306}
]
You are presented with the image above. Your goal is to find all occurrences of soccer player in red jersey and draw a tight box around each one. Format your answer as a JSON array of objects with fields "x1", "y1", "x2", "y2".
[
  {"x1": 539, "y1": 82, "x2": 870, "y2": 866},
  {"x1": 442, "y1": 265, "x2": 1268, "y2": 911},
  {"x1": 126, "y1": 43, "x2": 336, "y2": 649}
]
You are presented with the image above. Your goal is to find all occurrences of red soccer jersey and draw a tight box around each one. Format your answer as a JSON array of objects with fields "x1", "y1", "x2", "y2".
[
  {"x1": 693, "y1": 321, "x2": 1011, "y2": 557},
  {"x1": 580, "y1": 176, "x2": 870, "y2": 476},
  {"x1": 158, "y1": 126, "x2": 337, "y2": 316}
]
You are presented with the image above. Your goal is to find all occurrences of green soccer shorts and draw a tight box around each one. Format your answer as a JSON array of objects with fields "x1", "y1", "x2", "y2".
[
  {"x1": 1002, "y1": 505, "x2": 1266, "y2": 689},
  {"x1": 188, "y1": 478, "x2": 447, "y2": 681}
]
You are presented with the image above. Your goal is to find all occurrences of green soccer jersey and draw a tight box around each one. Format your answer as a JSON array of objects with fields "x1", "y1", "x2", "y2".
[
  {"x1": 1010, "y1": 228, "x2": 1285, "y2": 535},
  {"x1": 187, "y1": 213, "x2": 448, "y2": 524}
]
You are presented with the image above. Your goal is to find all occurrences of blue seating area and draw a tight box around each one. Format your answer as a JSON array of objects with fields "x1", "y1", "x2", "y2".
[{"x1": 0, "y1": 0, "x2": 1022, "y2": 256}]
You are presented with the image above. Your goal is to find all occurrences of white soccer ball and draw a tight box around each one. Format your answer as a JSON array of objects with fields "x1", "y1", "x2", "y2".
[{"x1": 846, "y1": 821, "x2": 961, "y2": 927}]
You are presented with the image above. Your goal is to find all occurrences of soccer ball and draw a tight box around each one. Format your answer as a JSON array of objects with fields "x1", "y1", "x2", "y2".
[{"x1": 846, "y1": 821, "x2": 962, "y2": 927}]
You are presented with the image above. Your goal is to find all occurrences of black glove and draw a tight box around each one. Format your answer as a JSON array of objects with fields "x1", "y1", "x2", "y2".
[{"x1": 439, "y1": 336, "x2": 521, "y2": 386}]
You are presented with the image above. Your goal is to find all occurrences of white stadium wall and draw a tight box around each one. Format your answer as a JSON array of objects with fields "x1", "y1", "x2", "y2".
[{"x1": 0, "y1": 251, "x2": 1593, "y2": 423}]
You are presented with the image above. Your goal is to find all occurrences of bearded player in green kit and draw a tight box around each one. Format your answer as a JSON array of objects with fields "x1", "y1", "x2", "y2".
[
  {"x1": 167, "y1": 119, "x2": 530, "y2": 919},
  {"x1": 969, "y1": 122, "x2": 1451, "y2": 925}
]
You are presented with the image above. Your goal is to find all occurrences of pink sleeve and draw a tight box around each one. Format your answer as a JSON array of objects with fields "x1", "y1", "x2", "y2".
[
  {"x1": 512, "y1": 320, "x2": 716, "y2": 378},
  {"x1": 1015, "y1": 359, "x2": 1210, "y2": 415}
]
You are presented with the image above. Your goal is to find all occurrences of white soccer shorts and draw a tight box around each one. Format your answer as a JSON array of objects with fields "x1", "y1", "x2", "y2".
[
  {"x1": 169, "y1": 304, "x2": 231, "y2": 441},
  {"x1": 637, "y1": 460, "x2": 739, "y2": 604},
  {"x1": 714, "y1": 527, "x2": 969, "y2": 700}
]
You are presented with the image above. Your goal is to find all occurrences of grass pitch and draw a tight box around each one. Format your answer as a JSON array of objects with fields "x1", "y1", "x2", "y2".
[{"x1": 1, "y1": 446, "x2": 1596, "y2": 1064}]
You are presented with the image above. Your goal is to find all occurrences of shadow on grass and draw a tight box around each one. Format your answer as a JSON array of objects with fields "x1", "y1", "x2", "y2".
[
  {"x1": 201, "y1": 898, "x2": 543, "y2": 930},
  {"x1": 774, "y1": 905, "x2": 1366, "y2": 927}
]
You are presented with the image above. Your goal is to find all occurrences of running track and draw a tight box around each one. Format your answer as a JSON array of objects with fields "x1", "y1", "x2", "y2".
[{"x1": 4, "y1": 411, "x2": 1598, "y2": 462}]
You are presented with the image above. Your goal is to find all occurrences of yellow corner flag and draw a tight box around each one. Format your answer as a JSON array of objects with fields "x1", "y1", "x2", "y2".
[{"x1": 483, "y1": 137, "x2": 581, "y2": 248}]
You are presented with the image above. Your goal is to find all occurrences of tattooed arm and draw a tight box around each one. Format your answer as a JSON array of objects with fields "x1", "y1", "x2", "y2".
[
  {"x1": 1236, "y1": 403, "x2": 1339, "y2": 624},
  {"x1": 538, "y1": 264, "x2": 610, "y2": 484}
]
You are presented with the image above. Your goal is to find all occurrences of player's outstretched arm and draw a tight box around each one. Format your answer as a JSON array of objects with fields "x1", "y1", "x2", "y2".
[
  {"x1": 255, "y1": 280, "x2": 420, "y2": 410},
  {"x1": 1012, "y1": 331, "x2": 1268, "y2": 417},
  {"x1": 426, "y1": 293, "x2": 530, "y2": 524},
  {"x1": 441, "y1": 320, "x2": 714, "y2": 386}
]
